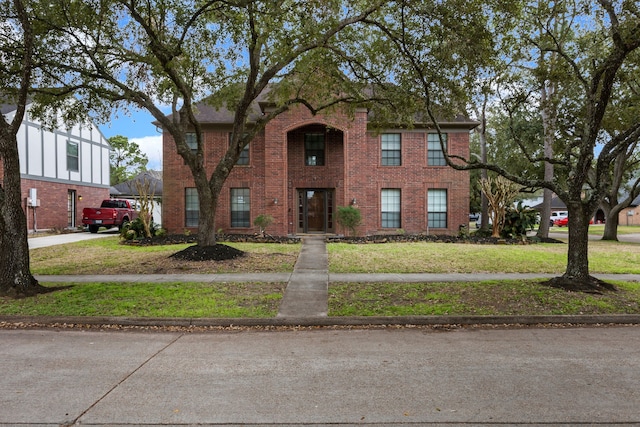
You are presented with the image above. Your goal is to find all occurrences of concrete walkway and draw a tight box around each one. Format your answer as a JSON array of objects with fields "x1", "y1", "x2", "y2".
[{"x1": 277, "y1": 235, "x2": 328, "y2": 318}]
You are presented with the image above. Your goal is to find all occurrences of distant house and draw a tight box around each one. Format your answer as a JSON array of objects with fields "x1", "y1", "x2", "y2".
[
  {"x1": 533, "y1": 196, "x2": 606, "y2": 224},
  {"x1": 620, "y1": 194, "x2": 640, "y2": 226},
  {"x1": 161, "y1": 97, "x2": 477, "y2": 236},
  {"x1": 1, "y1": 102, "x2": 111, "y2": 231},
  {"x1": 111, "y1": 170, "x2": 163, "y2": 225}
]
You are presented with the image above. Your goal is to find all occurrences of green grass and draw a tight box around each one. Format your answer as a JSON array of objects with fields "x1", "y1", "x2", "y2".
[
  {"x1": 30, "y1": 237, "x2": 300, "y2": 275},
  {"x1": 12, "y1": 233, "x2": 639, "y2": 319},
  {"x1": 328, "y1": 240, "x2": 640, "y2": 274},
  {"x1": 329, "y1": 280, "x2": 640, "y2": 316},
  {"x1": 0, "y1": 282, "x2": 285, "y2": 318},
  {"x1": 550, "y1": 224, "x2": 640, "y2": 235}
]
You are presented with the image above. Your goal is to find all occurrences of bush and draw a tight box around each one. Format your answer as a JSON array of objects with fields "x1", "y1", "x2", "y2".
[
  {"x1": 501, "y1": 201, "x2": 538, "y2": 238},
  {"x1": 254, "y1": 214, "x2": 274, "y2": 236},
  {"x1": 336, "y1": 206, "x2": 362, "y2": 236},
  {"x1": 120, "y1": 217, "x2": 159, "y2": 240}
]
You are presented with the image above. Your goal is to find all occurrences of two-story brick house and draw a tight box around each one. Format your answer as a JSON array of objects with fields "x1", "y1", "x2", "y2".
[
  {"x1": 162, "y1": 100, "x2": 477, "y2": 236},
  {"x1": 1, "y1": 102, "x2": 111, "y2": 232}
]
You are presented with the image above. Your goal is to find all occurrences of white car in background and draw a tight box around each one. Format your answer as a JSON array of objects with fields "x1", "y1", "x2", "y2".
[{"x1": 549, "y1": 211, "x2": 568, "y2": 226}]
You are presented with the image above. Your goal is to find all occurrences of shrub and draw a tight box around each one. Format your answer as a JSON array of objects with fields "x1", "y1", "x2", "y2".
[
  {"x1": 501, "y1": 201, "x2": 538, "y2": 238},
  {"x1": 336, "y1": 206, "x2": 362, "y2": 236},
  {"x1": 120, "y1": 217, "x2": 158, "y2": 240},
  {"x1": 254, "y1": 214, "x2": 274, "y2": 236}
]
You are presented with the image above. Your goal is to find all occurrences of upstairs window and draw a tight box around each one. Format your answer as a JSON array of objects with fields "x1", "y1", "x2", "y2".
[
  {"x1": 381, "y1": 133, "x2": 401, "y2": 166},
  {"x1": 305, "y1": 133, "x2": 325, "y2": 166},
  {"x1": 229, "y1": 133, "x2": 250, "y2": 165},
  {"x1": 428, "y1": 133, "x2": 447, "y2": 166},
  {"x1": 186, "y1": 133, "x2": 198, "y2": 155},
  {"x1": 67, "y1": 141, "x2": 79, "y2": 172}
]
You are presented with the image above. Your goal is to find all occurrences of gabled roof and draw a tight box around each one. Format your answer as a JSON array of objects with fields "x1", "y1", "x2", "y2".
[
  {"x1": 111, "y1": 170, "x2": 163, "y2": 197},
  {"x1": 1, "y1": 103, "x2": 18, "y2": 115},
  {"x1": 533, "y1": 196, "x2": 567, "y2": 210},
  {"x1": 156, "y1": 84, "x2": 479, "y2": 129}
]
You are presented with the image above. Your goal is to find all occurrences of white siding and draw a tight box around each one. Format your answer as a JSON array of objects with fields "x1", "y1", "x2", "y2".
[
  {"x1": 17, "y1": 126, "x2": 27, "y2": 174},
  {"x1": 27, "y1": 125, "x2": 42, "y2": 176},
  {"x1": 81, "y1": 140, "x2": 92, "y2": 182},
  {"x1": 92, "y1": 142, "x2": 102, "y2": 183},
  {"x1": 43, "y1": 131, "x2": 57, "y2": 178},
  {"x1": 13, "y1": 104, "x2": 111, "y2": 186},
  {"x1": 101, "y1": 146, "x2": 110, "y2": 184},
  {"x1": 56, "y1": 136, "x2": 67, "y2": 177}
]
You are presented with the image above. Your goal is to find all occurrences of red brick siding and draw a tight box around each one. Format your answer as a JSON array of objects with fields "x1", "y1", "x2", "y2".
[
  {"x1": 162, "y1": 104, "x2": 471, "y2": 236},
  {"x1": 20, "y1": 178, "x2": 108, "y2": 231},
  {"x1": 620, "y1": 208, "x2": 640, "y2": 226}
]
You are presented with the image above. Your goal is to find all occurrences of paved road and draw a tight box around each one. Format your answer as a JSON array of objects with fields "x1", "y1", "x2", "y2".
[{"x1": 1, "y1": 326, "x2": 639, "y2": 426}]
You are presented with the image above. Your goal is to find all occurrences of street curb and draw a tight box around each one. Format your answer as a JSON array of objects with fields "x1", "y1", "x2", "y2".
[{"x1": 2, "y1": 314, "x2": 640, "y2": 329}]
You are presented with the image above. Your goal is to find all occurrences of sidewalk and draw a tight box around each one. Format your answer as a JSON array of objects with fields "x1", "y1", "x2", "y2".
[{"x1": 277, "y1": 235, "x2": 328, "y2": 317}]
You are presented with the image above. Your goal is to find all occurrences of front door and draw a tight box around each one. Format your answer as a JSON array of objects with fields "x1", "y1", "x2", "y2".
[
  {"x1": 298, "y1": 189, "x2": 334, "y2": 233},
  {"x1": 67, "y1": 190, "x2": 76, "y2": 228}
]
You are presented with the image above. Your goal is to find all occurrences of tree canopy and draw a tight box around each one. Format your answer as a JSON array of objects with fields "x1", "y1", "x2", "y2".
[
  {"x1": 109, "y1": 135, "x2": 148, "y2": 185},
  {"x1": 361, "y1": 0, "x2": 640, "y2": 290},
  {"x1": 34, "y1": 0, "x2": 387, "y2": 247}
]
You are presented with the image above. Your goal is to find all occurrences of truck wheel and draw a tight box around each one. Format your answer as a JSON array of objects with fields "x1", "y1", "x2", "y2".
[
  {"x1": 89, "y1": 225, "x2": 99, "y2": 233},
  {"x1": 119, "y1": 218, "x2": 130, "y2": 231}
]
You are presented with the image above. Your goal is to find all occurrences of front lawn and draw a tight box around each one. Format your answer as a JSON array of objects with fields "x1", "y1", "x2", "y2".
[
  {"x1": 6, "y1": 235, "x2": 635, "y2": 319},
  {"x1": 0, "y1": 281, "x2": 285, "y2": 318},
  {"x1": 327, "y1": 240, "x2": 640, "y2": 274},
  {"x1": 329, "y1": 280, "x2": 640, "y2": 316}
]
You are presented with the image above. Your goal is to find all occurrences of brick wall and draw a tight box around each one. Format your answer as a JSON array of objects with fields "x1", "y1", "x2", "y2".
[
  {"x1": 162, "y1": 104, "x2": 472, "y2": 236},
  {"x1": 20, "y1": 178, "x2": 109, "y2": 231},
  {"x1": 620, "y1": 208, "x2": 640, "y2": 226}
]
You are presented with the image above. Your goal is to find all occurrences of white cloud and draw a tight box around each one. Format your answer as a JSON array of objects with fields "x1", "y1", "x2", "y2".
[{"x1": 132, "y1": 135, "x2": 163, "y2": 170}]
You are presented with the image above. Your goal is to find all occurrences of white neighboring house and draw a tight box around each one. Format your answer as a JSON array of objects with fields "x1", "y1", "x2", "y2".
[{"x1": 1, "y1": 102, "x2": 111, "y2": 232}]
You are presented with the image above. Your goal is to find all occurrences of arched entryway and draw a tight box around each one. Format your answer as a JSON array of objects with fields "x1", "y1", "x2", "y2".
[{"x1": 286, "y1": 123, "x2": 344, "y2": 235}]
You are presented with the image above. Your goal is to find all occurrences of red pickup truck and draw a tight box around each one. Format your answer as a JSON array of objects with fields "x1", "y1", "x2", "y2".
[{"x1": 82, "y1": 199, "x2": 140, "y2": 233}]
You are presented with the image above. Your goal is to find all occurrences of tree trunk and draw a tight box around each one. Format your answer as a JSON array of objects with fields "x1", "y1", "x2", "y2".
[
  {"x1": 537, "y1": 80, "x2": 555, "y2": 239},
  {"x1": 197, "y1": 195, "x2": 218, "y2": 246},
  {"x1": 602, "y1": 209, "x2": 619, "y2": 241},
  {"x1": 194, "y1": 174, "x2": 219, "y2": 247},
  {"x1": 537, "y1": 187, "x2": 552, "y2": 238},
  {"x1": 478, "y1": 102, "x2": 490, "y2": 231},
  {"x1": 563, "y1": 205, "x2": 591, "y2": 281},
  {"x1": 0, "y1": 133, "x2": 46, "y2": 297}
]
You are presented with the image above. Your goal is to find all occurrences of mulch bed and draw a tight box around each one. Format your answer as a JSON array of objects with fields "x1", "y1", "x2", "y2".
[
  {"x1": 542, "y1": 275, "x2": 618, "y2": 294},
  {"x1": 125, "y1": 234, "x2": 300, "y2": 262},
  {"x1": 169, "y1": 244, "x2": 245, "y2": 262}
]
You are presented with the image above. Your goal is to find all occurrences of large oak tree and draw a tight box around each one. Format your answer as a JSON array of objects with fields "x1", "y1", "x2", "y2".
[
  {"x1": 369, "y1": 0, "x2": 640, "y2": 291},
  {"x1": 38, "y1": 0, "x2": 386, "y2": 248},
  {"x1": 0, "y1": 0, "x2": 47, "y2": 296}
]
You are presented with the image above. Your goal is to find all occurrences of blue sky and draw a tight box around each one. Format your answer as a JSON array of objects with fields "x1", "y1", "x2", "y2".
[{"x1": 99, "y1": 109, "x2": 164, "y2": 170}]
